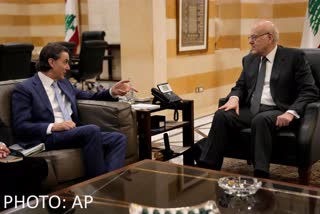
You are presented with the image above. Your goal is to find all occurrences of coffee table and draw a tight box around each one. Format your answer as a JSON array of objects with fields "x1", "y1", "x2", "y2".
[{"x1": 5, "y1": 160, "x2": 320, "y2": 213}]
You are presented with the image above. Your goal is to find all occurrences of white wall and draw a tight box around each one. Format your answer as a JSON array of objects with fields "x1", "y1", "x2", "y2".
[
  {"x1": 87, "y1": 0, "x2": 121, "y2": 80},
  {"x1": 87, "y1": 0, "x2": 120, "y2": 44}
]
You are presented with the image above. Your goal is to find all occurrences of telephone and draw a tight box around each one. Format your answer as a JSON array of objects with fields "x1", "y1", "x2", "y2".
[{"x1": 151, "y1": 83, "x2": 181, "y2": 105}]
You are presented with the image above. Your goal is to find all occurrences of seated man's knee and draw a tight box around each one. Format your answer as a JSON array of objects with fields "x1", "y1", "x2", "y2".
[
  {"x1": 213, "y1": 109, "x2": 233, "y2": 121},
  {"x1": 84, "y1": 124, "x2": 101, "y2": 134},
  {"x1": 77, "y1": 125, "x2": 101, "y2": 141},
  {"x1": 251, "y1": 114, "x2": 268, "y2": 128},
  {"x1": 116, "y1": 132, "x2": 128, "y2": 146}
]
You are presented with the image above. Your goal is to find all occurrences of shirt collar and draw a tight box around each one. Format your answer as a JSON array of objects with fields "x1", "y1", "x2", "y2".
[
  {"x1": 264, "y1": 45, "x2": 277, "y2": 63},
  {"x1": 38, "y1": 72, "x2": 54, "y2": 88}
]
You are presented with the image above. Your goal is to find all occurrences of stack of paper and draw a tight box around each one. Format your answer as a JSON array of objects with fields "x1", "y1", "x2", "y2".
[
  {"x1": 131, "y1": 103, "x2": 160, "y2": 110},
  {"x1": 21, "y1": 143, "x2": 45, "y2": 156}
]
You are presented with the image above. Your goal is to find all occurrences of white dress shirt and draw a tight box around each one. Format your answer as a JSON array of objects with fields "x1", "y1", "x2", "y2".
[
  {"x1": 38, "y1": 72, "x2": 73, "y2": 134},
  {"x1": 261, "y1": 45, "x2": 277, "y2": 106}
]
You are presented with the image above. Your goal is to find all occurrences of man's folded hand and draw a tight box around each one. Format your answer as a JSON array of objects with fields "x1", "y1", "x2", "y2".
[
  {"x1": 52, "y1": 120, "x2": 76, "y2": 132},
  {"x1": 276, "y1": 112, "x2": 294, "y2": 127}
]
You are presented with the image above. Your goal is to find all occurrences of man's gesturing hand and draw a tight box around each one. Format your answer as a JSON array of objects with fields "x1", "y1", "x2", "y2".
[
  {"x1": 111, "y1": 80, "x2": 138, "y2": 96},
  {"x1": 276, "y1": 112, "x2": 294, "y2": 127},
  {"x1": 218, "y1": 97, "x2": 240, "y2": 115},
  {"x1": 52, "y1": 120, "x2": 76, "y2": 132}
]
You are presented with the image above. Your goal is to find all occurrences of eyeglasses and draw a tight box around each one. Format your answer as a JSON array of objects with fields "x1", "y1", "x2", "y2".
[{"x1": 248, "y1": 33, "x2": 270, "y2": 41}]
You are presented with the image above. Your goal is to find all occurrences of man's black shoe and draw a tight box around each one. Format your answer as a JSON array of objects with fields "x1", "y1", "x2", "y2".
[{"x1": 254, "y1": 169, "x2": 269, "y2": 178}]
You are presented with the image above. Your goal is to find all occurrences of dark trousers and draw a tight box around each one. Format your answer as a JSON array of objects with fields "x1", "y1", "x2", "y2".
[
  {"x1": 45, "y1": 124, "x2": 127, "y2": 178},
  {"x1": 0, "y1": 157, "x2": 48, "y2": 211},
  {"x1": 199, "y1": 105, "x2": 290, "y2": 172}
]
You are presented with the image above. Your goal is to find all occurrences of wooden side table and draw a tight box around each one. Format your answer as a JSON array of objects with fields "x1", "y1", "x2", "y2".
[{"x1": 136, "y1": 100, "x2": 194, "y2": 164}]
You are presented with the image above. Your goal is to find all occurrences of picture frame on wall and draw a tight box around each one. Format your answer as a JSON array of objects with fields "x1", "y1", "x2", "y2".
[{"x1": 177, "y1": 0, "x2": 209, "y2": 54}]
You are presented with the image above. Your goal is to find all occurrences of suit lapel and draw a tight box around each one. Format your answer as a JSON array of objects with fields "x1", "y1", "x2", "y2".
[
  {"x1": 247, "y1": 56, "x2": 261, "y2": 100},
  {"x1": 32, "y1": 74, "x2": 54, "y2": 115},
  {"x1": 57, "y1": 81, "x2": 72, "y2": 102},
  {"x1": 270, "y1": 47, "x2": 285, "y2": 98},
  {"x1": 57, "y1": 81, "x2": 77, "y2": 114},
  {"x1": 251, "y1": 56, "x2": 261, "y2": 85}
]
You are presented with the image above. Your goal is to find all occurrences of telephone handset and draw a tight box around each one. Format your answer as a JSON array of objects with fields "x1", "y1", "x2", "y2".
[{"x1": 151, "y1": 83, "x2": 181, "y2": 105}]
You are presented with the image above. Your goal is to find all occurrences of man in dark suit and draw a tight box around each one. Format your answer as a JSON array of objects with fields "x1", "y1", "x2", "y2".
[
  {"x1": 11, "y1": 43, "x2": 136, "y2": 178},
  {"x1": 198, "y1": 20, "x2": 319, "y2": 178}
]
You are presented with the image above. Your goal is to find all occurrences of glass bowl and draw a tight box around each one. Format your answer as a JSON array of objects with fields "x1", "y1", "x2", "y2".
[{"x1": 218, "y1": 176, "x2": 262, "y2": 197}]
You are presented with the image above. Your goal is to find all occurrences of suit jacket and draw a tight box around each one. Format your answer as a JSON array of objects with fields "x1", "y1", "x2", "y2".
[
  {"x1": 229, "y1": 46, "x2": 319, "y2": 116},
  {"x1": 11, "y1": 74, "x2": 117, "y2": 147}
]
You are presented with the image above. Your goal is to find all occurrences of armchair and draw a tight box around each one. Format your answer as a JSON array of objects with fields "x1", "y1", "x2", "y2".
[
  {"x1": 0, "y1": 43, "x2": 34, "y2": 81},
  {"x1": 82, "y1": 31, "x2": 106, "y2": 41},
  {"x1": 55, "y1": 41, "x2": 77, "y2": 59},
  {"x1": 219, "y1": 48, "x2": 320, "y2": 184},
  {"x1": 81, "y1": 31, "x2": 115, "y2": 80},
  {"x1": 0, "y1": 80, "x2": 138, "y2": 190},
  {"x1": 69, "y1": 40, "x2": 108, "y2": 90}
]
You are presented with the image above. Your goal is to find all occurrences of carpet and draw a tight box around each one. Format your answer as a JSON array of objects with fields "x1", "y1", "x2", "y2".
[
  {"x1": 221, "y1": 157, "x2": 320, "y2": 187},
  {"x1": 164, "y1": 118, "x2": 320, "y2": 187},
  {"x1": 169, "y1": 155, "x2": 320, "y2": 187}
]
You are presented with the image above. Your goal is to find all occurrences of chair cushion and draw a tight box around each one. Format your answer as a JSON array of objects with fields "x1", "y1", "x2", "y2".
[
  {"x1": 0, "y1": 80, "x2": 22, "y2": 127},
  {"x1": 0, "y1": 80, "x2": 23, "y2": 145},
  {"x1": 236, "y1": 128, "x2": 298, "y2": 165},
  {"x1": 34, "y1": 148, "x2": 85, "y2": 182},
  {"x1": 77, "y1": 100, "x2": 138, "y2": 163}
]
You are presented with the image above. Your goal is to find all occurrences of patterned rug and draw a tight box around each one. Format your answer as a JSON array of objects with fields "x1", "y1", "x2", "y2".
[{"x1": 222, "y1": 157, "x2": 320, "y2": 187}]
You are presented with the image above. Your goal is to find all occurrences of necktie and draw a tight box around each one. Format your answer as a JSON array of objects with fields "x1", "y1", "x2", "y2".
[
  {"x1": 52, "y1": 82, "x2": 71, "y2": 121},
  {"x1": 250, "y1": 57, "x2": 267, "y2": 115}
]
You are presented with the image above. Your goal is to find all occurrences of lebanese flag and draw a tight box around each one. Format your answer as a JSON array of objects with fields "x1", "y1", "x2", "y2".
[
  {"x1": 65, "y1": 0, "x2": 80, "y2": 52},
  {"x1": 301, "y1": 0, "x2": 320, "y2": 48}
]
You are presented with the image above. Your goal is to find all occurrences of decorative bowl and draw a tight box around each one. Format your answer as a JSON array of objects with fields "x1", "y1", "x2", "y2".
[{"x1": 218, "y1": 176, "x2": 262, "y2": 197}]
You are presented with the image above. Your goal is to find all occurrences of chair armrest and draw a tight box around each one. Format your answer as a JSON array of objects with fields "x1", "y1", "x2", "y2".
[
  {"x1": 298, "y1": 101, "x2": 320, "y2": 164},
  {"x1": 77, "y1": 100, "x2": 138, "y2": 163},
  {"x1": 298, "y1": 101, "x2": 320, "y2": 144},
  {"x1": 218, "y1": 97, "x2": 228, "y2": 107}
]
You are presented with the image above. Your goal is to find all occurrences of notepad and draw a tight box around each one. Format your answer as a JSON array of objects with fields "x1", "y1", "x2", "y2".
[
  {"x1": 0, "y1": 143, "x2": 46, "y2": 163},
  {"x1": 0, "y1": 155, "x2": 23, "y2": 163}
]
